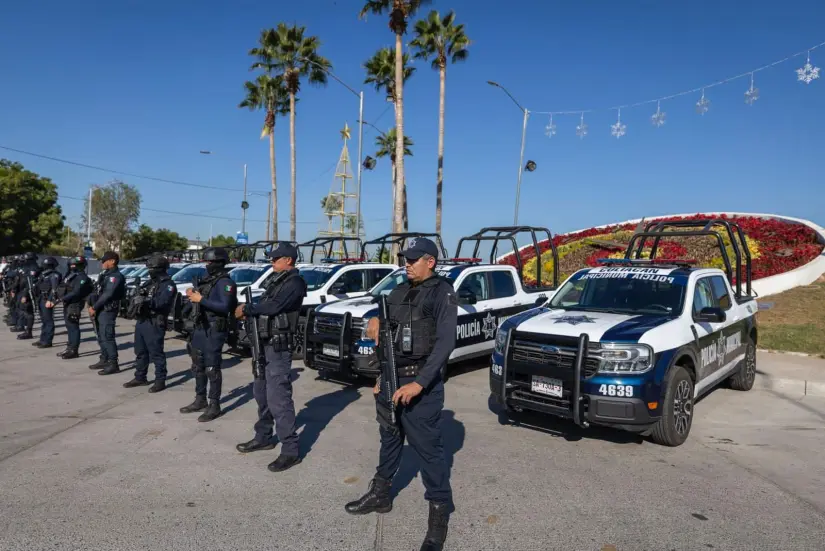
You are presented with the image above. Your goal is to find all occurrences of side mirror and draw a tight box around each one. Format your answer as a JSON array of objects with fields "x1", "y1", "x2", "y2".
[
  {"x1": 694, "y1": 306, "x2": 726, "y2": 323},
  {"x1": 458, "y1": 288, "x2": 477, "y2": 305},
  {"x1": 329, "y1": 282, "x2": 346, "y2": 294}
]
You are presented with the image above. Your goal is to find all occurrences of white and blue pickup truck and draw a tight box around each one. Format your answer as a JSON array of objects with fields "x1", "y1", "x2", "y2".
[
  {"x1": 490, "y1": 220, "x2": 758, "y2": 446},
  {"x1": 303, "y1": 226, "x2": 562, "y2": 381}
]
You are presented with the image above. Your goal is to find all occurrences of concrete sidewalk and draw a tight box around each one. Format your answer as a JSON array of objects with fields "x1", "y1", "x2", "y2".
[{"x1": 755, "y1": 350, "x2": 825, "y2": 397}]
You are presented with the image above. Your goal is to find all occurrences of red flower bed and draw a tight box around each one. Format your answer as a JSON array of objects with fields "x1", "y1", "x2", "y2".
[{"x1": 499, "y1": 213, "x2": 823, "y2": 283}]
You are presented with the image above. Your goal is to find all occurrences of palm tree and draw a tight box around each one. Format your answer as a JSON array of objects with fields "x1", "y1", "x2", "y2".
[
  {"x1": 238, "y1": 74, "x2": 291, "y2": 240},
  {"x1": 410, "y1": 10, "x2": 470, "y2": 235},
  {"x1": 249, "y1": 23, "x2": 332, "y2": 241},
  {"x1": 359, "y1": 0, "x2": 430, "y2": 235},
  {"x1": 375, "y1": 128, "x2": 413, "y2": 231}
]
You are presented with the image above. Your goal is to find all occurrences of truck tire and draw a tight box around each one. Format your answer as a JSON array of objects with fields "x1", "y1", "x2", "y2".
[
  {"x1": 651, "y1": 364, "x2": 694, "y2": 447},
  {"x1": 728, "y1": 337, "x2": 756, "y2": 391}
]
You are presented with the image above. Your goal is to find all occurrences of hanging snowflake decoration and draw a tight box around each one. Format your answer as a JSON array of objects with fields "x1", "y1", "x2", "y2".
[
  {"x1": 796, "y1": 51, "x2": 820, "y2": 84},
  {"x1": 651, "y1": 100, "x2": 666, "y2": 127},
  {"x1": 744, "y1": 73, "x2": 759, "y2": 105},
  {"x1": 576, "y1": 112, "x2": 588, "y2": 139},
  {"x1": 610, "y1": 109, "x2": 626, "y2": 138},
  {"x1": 545, "y1": 115, "x2": 557, "y2": 138},
  {"x1": 696, "y1": 88, "x2": 710, "y2": 115}
]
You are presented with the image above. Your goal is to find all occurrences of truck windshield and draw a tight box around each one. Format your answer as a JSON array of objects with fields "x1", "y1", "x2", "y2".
[
  {"x1": 230, "y1": 267, "x2": 268, "y2": 286},
  {"x1": 370, "y1": 269, "x2": 458, "y2": 296},
  {"x1": 172, "y1": 265, "x2": 207, "y2": 284},
  {"x1": 549, "y1": 272, "x2": 686, "y2": 316},
  {"x1": 298, "y1": 267, "x2": 335, "y2": 291}
]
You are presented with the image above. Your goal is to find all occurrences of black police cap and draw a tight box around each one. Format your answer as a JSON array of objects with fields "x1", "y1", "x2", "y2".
[
  {"x1": 266, "y1": 242, "x2": 298, "y2": 261},
  {"x1": 399, "y1": 237, "x2": 440, "y2": 260}
]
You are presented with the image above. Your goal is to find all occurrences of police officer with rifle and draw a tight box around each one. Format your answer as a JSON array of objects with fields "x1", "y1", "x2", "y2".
[
  {"x1": 56, "y1": 256, "x2": 94, "y2": 360},
  {"x1": 32, "y1": 257, "x2": 61, "y2": 348},
  {"x1": 13, "y1": 252, "x2": 40, "y2": 340},
  {"x1": 2, "y1": 256, "x2": 21, "y2": 324},
  {"x1": 180, "y1": 247, "x2": 237, "y2": 422},
  {"x1": 88, "y1": 251, "x2": 126, "y2": 375},
  {"x1": 234, "y1": 242, "x2": 305, "y2": 473},
  {"x1": 123, "y1": 255, "x2": 177, "y2": 393},
  {"x1": 344, "y1": 237, "x2": 458, "y2": 551}
]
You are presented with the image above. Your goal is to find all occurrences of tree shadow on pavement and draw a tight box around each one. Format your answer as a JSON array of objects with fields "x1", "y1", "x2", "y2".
[
  {"x1": 487, "y1": 395, "x2": 645, "y2": 445},
  {"x1": 389, "y1": 409, "x2": 466, "y2": 500},
  {"x1": 296, "y1": 386, "x2": 362, "y2": 457}
]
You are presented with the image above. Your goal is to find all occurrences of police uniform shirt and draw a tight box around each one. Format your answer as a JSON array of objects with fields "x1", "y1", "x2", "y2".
[
  {"x1": 198, "y1": 273, "x2": 236, "y2": 316},
  {"x1": 92, "y1": 269, "x2": 126, "y2": 310},
  {"x1": 63, "y1": 272, "x2": 93, "y2": 304},
  {"x1": 150, "y1": 277, "x2": 177, "y2": 314},
  {"x1": 17, "y1": 265, "x2": 40, "y2": 295},
  {"x1": 244, "y1": 268, "x2": 305, "y2": 317},
  {"x1": 395, "y1": 274, "x2": 458, "y2": 390},
  {"x1": 39, "y1": 270, "x2": 61, "y2": 301}
]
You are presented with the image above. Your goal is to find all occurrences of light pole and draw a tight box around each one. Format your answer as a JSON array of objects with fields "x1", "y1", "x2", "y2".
[
  {"x1": 300, "y1": 57, "x2": 365, "y2": 239},
  {"x1": 200, "y1": 151, "x2": 248, "y2": 235},
  {"x1": 85, "y1": 184, "x2": 100, "y2": 245},
  {"x1": 487, "y1": 81, "x2": 530, "y2": 225}
]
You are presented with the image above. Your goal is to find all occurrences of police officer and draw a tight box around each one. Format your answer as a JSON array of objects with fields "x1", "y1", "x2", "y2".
[
  {"x1": 88, "y1": 251, "x2": 126, "y2": 375},
  {"x1": 13, "y1": 252, "x2": 40, "y2": 339},
  {"x1": 344, "y1": 237, "x2": 458, "y2": 551},
  {"x1": 57, "y1": 256, "x2": 94, "y2": 359},
  {"x1": 123, "y1": 255, "x2": 177, "y2": 393},
  {"x1": 32, "y1": 257, "x2": 61, "y2": 348},
  {"x1": 180, "y1": 247, "x2": 237, "y2": 422},
  {"x1": 234, "y1": 242, "x2": 306, "y2": 472},
  {"x1": 2, "y1": 256, "x2": 21, "y2": 324}
]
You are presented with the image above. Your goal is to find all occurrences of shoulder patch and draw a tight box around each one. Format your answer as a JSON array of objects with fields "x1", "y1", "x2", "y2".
[
  {"x1": 224, "y1": 284, "x2": 234, "y2": 292},
  {"x1": 168, "y1": 285, "x2": 174, "y2": 292},
  {"x1": 80, "y1": 279, "x2": 86, "y2": 285},
  {"x1": 109, "y1": 276, "x2": 116, "y2": 283},
  {"x1": 447, "y1": 291, "x2": 458, "y2": 306}
]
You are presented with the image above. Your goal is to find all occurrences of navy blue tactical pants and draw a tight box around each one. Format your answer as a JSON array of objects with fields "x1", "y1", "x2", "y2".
[
  {"x1": 252, "y1": 347, "x2": 299, "y2": 456},
  {"x1": 65, "y1": 305, "x2": 81, "y2": 349},
  {"x1": 17, "y1": 295, "x2": 34, "y2": 333},
  {"x1": 376, "y1": 379, "x2": 451, "y2": 504},
  {"x1": 191, "y1": 327, "x2": 226, "y2": 401},
  {"x1": 38, "y1": 299, "x2": 55, "y2": 344},
  {"x1": 95, "y1": 310, "x2": 118, "y2": 362},
  {"x1": 134, "y1": 319, "x2": 167, "y2": 381},
  {"x1": 9, "y1": 296, "x2": 19, "y2": 325}
]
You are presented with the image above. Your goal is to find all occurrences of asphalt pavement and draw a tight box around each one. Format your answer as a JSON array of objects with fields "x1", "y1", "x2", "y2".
[{"x1": 1, "y1": 305, "x2": 824, "y2": 551}]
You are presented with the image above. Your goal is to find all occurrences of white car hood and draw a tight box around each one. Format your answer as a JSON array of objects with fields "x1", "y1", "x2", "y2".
[
  {"x1": 314, "y1": 295, "x2": 378, "y2": 318},
  {"x1": 515, "y1": 309, "x2": 637, "y2": 341}
]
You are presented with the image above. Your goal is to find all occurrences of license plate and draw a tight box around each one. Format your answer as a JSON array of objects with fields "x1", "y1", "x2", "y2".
[
  {"x1": 322, "y1": 344, "x2": 339, "y2": 358},
  {"x1": 531, "y1": 375, "x2": 563, "y2": 398}
]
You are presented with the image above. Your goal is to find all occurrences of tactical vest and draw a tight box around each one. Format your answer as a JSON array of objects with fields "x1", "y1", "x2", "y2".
[
  {"x1": 56, "y1": 272, "x2": 74, "y2": 300},
  {"x1": 258, "y1": 269, "x2": 305, "y2": 351},
  {"x1": 386, "y1": 276, "x2": 441, "y2": 368},
  {"x1": 37, "y1": 270, "x2": 60, "y2": 299},
  {"x1": 192, "y1": 273, "x2": 237, "y2": 331}
]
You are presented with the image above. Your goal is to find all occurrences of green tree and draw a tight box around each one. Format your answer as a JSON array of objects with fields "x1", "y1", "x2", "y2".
[
  {"x1": 239, "y1": 74, "x2": 291, "y2": 240},
  {"x1": 374, "y1": 128, "x2": 413, "y2": 231},
  {"x1": 123, "y1": 225, "x2": 189, "y2": 258},
  {"x1": 359, "y1": 0, "x2": 430, "y2": 236},
  {"x1": 410, "y1": 10, "x2": 470, "y2": 234},
  {"x1": 81, "y1": 180, "x2": 141, "y2": 254},
  {"x1": 0, "y1": 159, "x2": 65, "y2": 256},
  {"x1": 210, "y1": 234, "x2": 236, "y2": 248},
  {"x1": 249, "y1": 23, "x2": 332, "y2": 242}
]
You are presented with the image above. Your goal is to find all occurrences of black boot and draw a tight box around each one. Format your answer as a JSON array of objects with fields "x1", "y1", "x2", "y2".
[
  {"x1": 180, "y1": 395, "x2": 208, "y2": 414},
  {"x1": 98, "y1": 361, "x2": 120, "y2": 375},
  {"x1": 60, "y1": 349, "x2": 79, "y2": 359},
  {"x1": 419, "y1": 502, "x2": 450, "y2": 551},
  {"x1": 123, "y1": 377, "x2": 149, "y2": 388},
  {"x1": 344, "y1": 475, "x2": 393, "y2": 515},
  {"x1": 236, "y1": 438, "x2": 276, "y2": 453},
  {"x1": 197, "y1": 401, "x2": 222, "y2": 422},
  {"x1": 34, "y1": 342, "x2": 52, "y2": 348},
  {"x1": 16, "y1": 332, "x2": 32, "y2": 340},
  {"x1": 148, "y1": 380, "x2": 166, "y2": 393},
  {"x1": 88, "y1": 357, "x2": 107, "y2": 370}
]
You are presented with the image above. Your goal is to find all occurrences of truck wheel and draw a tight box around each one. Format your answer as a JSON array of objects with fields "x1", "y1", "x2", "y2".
[
  {"x1": 651, "y1": 365, "x2": 694, "y2": 447},
  {"x1": 728, "y1": 337, "x2": 756, "y2": 391},
  {"x1": 292, "y1": 320, "x2": 305, "y2": 361}
]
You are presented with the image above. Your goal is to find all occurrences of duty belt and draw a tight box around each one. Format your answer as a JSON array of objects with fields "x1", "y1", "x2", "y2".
[{"x1": 396, "y1": 363, "x2": 422, "y2": 378}]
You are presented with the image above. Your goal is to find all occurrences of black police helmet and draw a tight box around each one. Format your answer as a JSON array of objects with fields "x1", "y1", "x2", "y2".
[
  {"x1": 23, "y1": 252, "x2": 37, "y2": 262},
  {"x1": 70, "y1": 256, "x2": 87, "y2": 267},
  {"x1": 146, "y1": 255, "x2": 170, "y2": 271},
  {"x1": 202, "y1": 247, "x2": 229, "y2": 263},
  {"x1": 42, "y1": 257, "x2": 58, "y2": 269}
]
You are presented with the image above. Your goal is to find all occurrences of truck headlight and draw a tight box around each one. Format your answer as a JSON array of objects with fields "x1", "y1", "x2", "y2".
[
  {"x1": 494, "y1": 328, "x2": 510, "y2": 355},
  {"x1": 593, "y1": 343, "x2": 653, "y2": 374}
]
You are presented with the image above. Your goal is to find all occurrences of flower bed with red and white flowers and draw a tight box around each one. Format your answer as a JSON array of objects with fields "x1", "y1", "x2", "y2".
[{"x1": 498, "y1": 213, "x2": 825, "y2": 296}]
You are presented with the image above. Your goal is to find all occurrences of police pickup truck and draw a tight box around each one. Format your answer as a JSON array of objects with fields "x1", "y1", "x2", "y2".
[
  {"x1": 304, "y1": 226, "x2": 560, "y2": 381},
  {"x1": 490, "y1": 219, "x2": 758, "y2": 446}
]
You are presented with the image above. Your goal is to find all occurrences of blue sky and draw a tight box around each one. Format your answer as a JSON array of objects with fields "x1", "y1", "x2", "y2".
[{"x1": 2, "y1": 0, "x2": 824, "y2": 253}]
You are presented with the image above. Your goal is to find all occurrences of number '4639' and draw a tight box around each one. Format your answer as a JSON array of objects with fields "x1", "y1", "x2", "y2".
[{"x1": 598, "y1": 384, "x2": 633, "y2": 397}]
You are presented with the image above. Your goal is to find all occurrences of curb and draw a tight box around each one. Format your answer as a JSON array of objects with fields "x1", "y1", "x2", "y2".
[
  {"x1": 754, "y1": 374, "x2": 825, "y2": 398},
  {"x1": 758, "y1": 348, "x2": 825, "y2": 359}
]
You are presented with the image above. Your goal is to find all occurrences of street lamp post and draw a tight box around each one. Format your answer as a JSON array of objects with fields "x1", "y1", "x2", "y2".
[
  {"x1": 300, "y1": 58, "x2": 365, "y2": 239},
  {"x1": 487, "y1": 81, "x2": 530, "y2": 226}
]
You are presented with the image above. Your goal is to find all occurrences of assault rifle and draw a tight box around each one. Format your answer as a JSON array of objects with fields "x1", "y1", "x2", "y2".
[
  {"x1": 242, "y1": 286, "x2": 266, "y2": 380},
  {"x1": 126, "y1": 276, "x2": 149, "y2": 319},
  {"x1": 375, "y1": 294, "x2": 400, "y2": 435},
  {"x1": 26, "y1": 275, "x2": 39, "y2": 321}
]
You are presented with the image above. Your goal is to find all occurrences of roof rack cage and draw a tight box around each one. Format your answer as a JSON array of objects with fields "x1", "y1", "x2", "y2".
[
  {"x1": 360, "y1": 232, "x2": 449, "y2": 266},
  {"x1": 298, "y1": 237, "x2": 363, "y2": 264},
  {"x1": 625, "y1": 218, "x2": 752, "y2": 298},
  {"x1": 454, "y1": 226, "x2": 559, "y2": 290}
]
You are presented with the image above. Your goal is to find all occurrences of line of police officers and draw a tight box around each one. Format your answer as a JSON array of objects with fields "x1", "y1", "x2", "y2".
[{"x1": 0, "y1": 236, "x2": 455, "y2": 551}]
